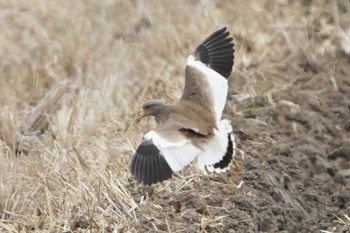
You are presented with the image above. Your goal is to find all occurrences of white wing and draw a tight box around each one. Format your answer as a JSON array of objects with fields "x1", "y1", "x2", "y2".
[
  {"x1": 187, "y1": 56, "x2": 228, "y2": 122},
  {"x1": 144, "y1": 130, "x2": 201, "y2": 172},
  {"x1": 181, "y1": 27, "x2": 234, "y2": 122},
  {"x1": 131, "y1": 122, "x2": 202, "y2": 185}
]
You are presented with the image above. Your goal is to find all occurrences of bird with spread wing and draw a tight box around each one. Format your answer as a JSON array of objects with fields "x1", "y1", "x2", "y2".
[{"x1": 131, "y1": 27, "x2": 236, "y2": 185}]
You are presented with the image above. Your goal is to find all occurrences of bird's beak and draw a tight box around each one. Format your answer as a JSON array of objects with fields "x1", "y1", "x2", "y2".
[{"x1": 135, "y1": 108, "x2": 144, "y2": 124}]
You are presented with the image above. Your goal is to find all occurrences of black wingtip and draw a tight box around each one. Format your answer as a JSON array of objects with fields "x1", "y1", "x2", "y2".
[
  {"x1": 130, "y1": 139, "x2": 173, "y2": 186},
  {"x1": 212, "y1": 133, "x2": 235, "y2": 170},
  {"x1": 193, "y1": 27, "x2": 235, "y2": 78}
]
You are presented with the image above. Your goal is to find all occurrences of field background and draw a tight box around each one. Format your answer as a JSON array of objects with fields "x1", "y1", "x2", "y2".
[{"x1": 1, "y1": 0, "x2": 350, "y2": 232}]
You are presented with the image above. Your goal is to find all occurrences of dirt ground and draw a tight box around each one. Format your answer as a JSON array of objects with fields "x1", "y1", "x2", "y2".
[{"x1": 1, "y1": 0, "x2": 350, "y2": 232}]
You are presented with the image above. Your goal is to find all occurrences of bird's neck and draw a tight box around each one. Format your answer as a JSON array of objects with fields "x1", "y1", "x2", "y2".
[{"x1": 153, "y1": 104, "x2": 171, "y2": 124}]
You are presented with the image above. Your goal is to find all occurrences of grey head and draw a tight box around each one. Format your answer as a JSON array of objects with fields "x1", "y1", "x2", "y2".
[{"x1": 136, "y1": 100, "x2": 169, "y2": 123}]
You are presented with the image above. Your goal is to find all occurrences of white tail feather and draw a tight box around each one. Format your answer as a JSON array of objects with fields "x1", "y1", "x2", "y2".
[
  {"x1": 197, "y1": 130, "x2": 227, "y2": 169},
  {"x1": 197, "y1": 119, "x2": 233, "y2": 170}
]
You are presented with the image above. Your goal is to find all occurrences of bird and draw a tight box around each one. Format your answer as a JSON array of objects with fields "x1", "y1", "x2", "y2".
[{"x1": 131, "y1": 27, "x2": 236, "y2": 186}]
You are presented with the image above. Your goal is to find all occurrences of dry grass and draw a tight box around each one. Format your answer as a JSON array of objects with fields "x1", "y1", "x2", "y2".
[{"x1": 0, "y1": 0, "x2": 349, "y2": 232}]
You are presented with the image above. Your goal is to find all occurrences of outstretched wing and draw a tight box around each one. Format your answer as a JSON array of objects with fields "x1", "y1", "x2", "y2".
[
  {"x1": 193, "y1": 27, "x2": 234, "y2": 78},
  {"x1": 130, "y1": 121, "x2": 201, "y2": 186},
  {"x1": 181, "y1": 27, "x2": 234, "y2": 122}
]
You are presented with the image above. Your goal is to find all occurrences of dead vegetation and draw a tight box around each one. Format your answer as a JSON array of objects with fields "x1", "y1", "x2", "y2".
[{"x1": 0, "y1": 0, "x2": 350, "y2": 232}]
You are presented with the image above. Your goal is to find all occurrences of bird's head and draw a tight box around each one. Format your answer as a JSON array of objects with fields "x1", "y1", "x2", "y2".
[{"x1": 136, "y1": 100, "x2": 167, "y2": 123}]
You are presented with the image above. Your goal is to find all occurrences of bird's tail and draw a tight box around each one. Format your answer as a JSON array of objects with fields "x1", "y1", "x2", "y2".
[{"x1": 197, "y1": 119, "x2": 236, "y2": 173}]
